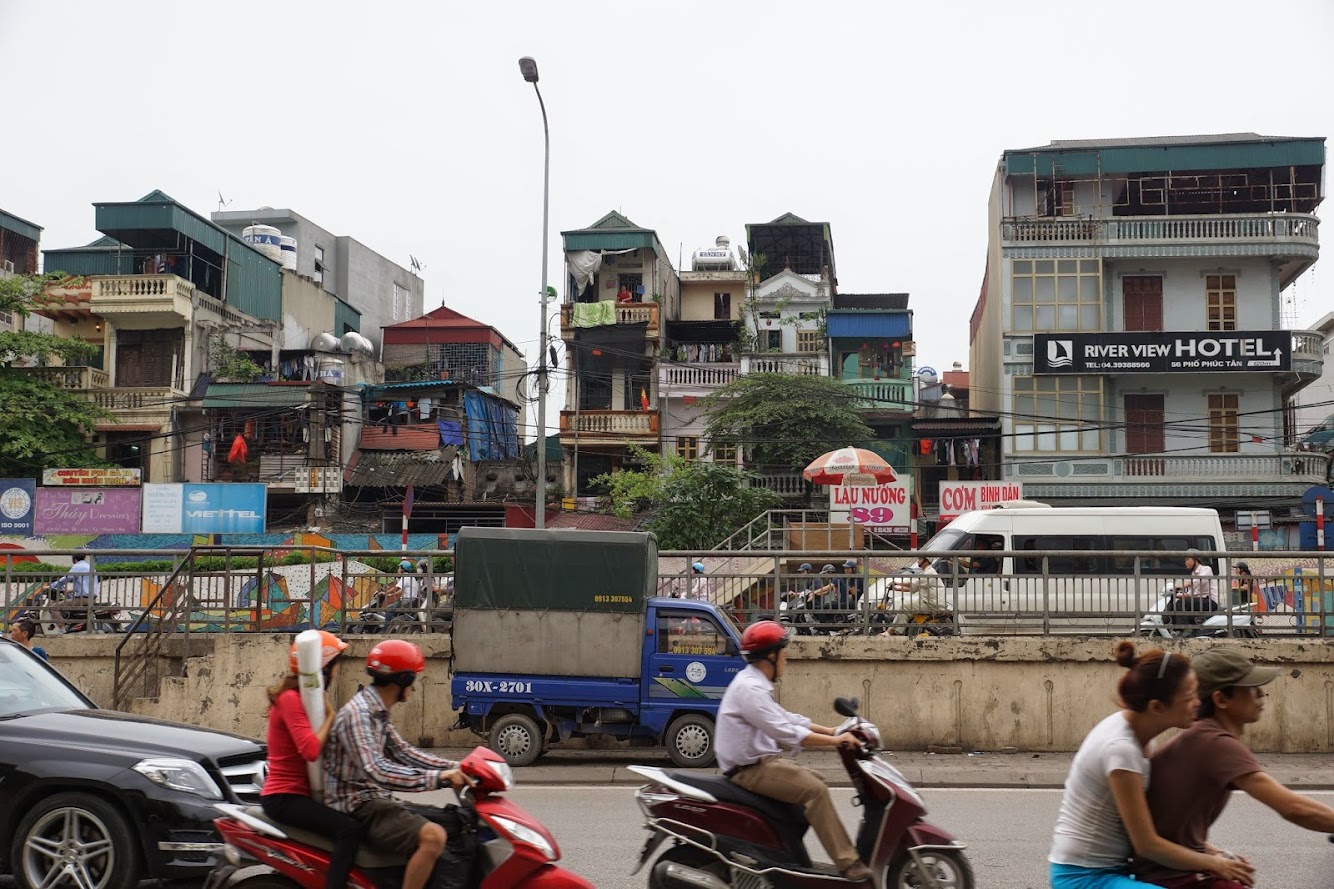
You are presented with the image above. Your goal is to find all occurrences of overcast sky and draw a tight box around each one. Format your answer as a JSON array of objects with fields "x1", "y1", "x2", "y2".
[{"x1": 4, "y1": 0, "x2": 1333, "y2": 438}]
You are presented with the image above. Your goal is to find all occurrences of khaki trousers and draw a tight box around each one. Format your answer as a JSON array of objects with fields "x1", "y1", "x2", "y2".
[{"x1": 729, "y1": 755, "x2": 859, "y2": 871}]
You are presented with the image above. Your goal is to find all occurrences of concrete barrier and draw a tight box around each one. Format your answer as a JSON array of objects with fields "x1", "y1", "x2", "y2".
[{"x1": 40, "y1": 634, "x2": 1334, "y2": 753}]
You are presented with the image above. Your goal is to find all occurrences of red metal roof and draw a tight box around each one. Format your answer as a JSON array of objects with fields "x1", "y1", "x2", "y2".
[{"x1": 382, "y1": 305, "x2": 522, "y2": 354}]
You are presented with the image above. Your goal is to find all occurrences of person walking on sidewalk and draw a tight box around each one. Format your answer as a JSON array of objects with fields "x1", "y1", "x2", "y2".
[
  {"x1": 1048, "y1": 642, "x2": 1254, "y2": 889},
  {"x1": 1134, "y1": 648, "x2": 1334, "y2": 888},
  {"x1": 715, "y1": 620, "x2": 873, "y2": 884}
]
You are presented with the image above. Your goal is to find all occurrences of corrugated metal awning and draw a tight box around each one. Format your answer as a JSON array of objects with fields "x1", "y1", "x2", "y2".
[
  {"x1": 826, "y1": 314, "x2": 912, "y2": 339},
  {"x1": 202, "y1": 383, "x2": 311, "y2": 410}
]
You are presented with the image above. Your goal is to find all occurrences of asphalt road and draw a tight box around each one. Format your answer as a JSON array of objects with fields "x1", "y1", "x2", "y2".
[{"x1": 445, "y1": 785, "x2": 1333, "y2": 888}]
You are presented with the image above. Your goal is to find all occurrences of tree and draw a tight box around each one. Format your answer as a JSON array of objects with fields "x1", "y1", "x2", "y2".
[
  {"x1": 0, "y1": 273, "x2": 108, "y2": 475},
  {"x1": 594, "y1": 446, "x2": 782, "y2": 550},
  {"x1": 701, "y1": 372, "x2": 874, "y2": 471}
]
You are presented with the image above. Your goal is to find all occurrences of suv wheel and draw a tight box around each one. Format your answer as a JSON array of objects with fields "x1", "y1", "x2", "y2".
[{"x1": 11, "y1": 792, "x2": 139, "y2": 889}]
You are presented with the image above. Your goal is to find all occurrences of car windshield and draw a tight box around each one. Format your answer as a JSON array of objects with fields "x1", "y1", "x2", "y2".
[
  {"x1": 920, "y1": 528, "x2": 970, "y2": 553},
  {"x1": 0, "y1": 644, "x2": 91, "y2": 717}
]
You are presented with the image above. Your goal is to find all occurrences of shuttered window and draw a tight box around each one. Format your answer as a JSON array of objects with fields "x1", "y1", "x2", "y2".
[
  {"x1": 1124, "y1": 394, "x2": 1165, "y2": 454},
  {"x1": 1122, "y1": 276, "x2": 1163, "y2": 332}
]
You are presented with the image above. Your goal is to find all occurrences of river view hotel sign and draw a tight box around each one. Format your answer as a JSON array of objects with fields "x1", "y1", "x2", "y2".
[{"x1": 1032, "y1": 331, "x2": 1292, "y2": 375}]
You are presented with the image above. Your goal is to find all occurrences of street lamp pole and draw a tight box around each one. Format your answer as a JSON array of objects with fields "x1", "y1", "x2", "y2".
[{"x1": 520, "y1": 56, "x2": 551, "y2": 529}]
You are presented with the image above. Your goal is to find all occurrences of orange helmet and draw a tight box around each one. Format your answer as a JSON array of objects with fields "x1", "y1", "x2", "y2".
[
  {"x1": 288, "y1": 630, "x2": 348, "y2": 675},
  {"x1": 367, "y1": 639, "x2": 427, "y2": 677}
]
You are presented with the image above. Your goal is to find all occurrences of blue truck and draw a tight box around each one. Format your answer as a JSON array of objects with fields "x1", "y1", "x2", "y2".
[{"x1": 449, "y1": 528, "x2": 745, "y2": 767}]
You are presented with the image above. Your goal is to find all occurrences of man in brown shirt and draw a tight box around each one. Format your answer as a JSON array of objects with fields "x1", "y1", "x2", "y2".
[{"x1": 1135, "y1": 648, "x2": 1334, "y2": 887}]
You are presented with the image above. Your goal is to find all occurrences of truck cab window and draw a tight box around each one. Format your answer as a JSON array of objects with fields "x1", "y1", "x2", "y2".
[{"x1": 659, "y1": 612, "x2": 727, "y2": 656}]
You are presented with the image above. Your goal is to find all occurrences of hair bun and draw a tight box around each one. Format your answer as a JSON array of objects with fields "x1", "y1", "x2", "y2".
[{"x1": 1114, "y1": 640, "x2": 1137, "y2": 668}]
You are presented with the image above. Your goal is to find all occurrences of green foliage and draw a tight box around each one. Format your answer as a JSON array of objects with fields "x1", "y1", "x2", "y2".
[
  {"x1": 593, "y1": 446, "x2": 782, "y2": 549},
  {"x1": 701, "y1": 372, "x2": 875, "y2": 470},
  {"x1": 210, "y1": 338, "x2": 265, "y2": 382}
]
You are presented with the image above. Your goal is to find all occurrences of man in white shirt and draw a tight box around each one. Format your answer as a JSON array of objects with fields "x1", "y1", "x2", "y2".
[
  {"x1": 396, "y1": 559, "x2": 422, "y2": 607},
  {"x1": 1169, "y1": 549, "x2": 1219, "y2": 626},
  {"x1": 55, "y1": 555, "x2": 97, "y2": 600},
  {"x1": 885, "y1": 556, "x2": 946, "y2": 634},
  {"x1": 715, "y1": 620, "x2": 871, "y2": 883}
]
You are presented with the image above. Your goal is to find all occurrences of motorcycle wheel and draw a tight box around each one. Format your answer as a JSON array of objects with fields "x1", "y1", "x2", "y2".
[
  {"x1": 647, "y1": 845, "x2": 726, "y2": 889},
  {"x1": 387, "y1": 614, "x2": 421, "y2": 634},
  {"x1": 885, "y1": 848, "x2": 974, "y2": 889}
]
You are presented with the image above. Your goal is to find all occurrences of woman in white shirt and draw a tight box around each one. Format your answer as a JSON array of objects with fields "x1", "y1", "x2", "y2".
[{"x1": 1048, "y1": 642, "x2": 1254, "y2": 888}]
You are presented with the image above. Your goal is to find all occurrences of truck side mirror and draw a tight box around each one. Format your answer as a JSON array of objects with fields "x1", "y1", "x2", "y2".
[{"x1": 724, "y1": 639, "x2": 740, "y2": 657}]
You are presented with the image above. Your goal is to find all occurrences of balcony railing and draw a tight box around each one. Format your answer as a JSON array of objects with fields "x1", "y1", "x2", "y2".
[
  {"x1": 89, "y1": 387, "x2": 181, "y2": 411},
  {"x1": 559, "y1": 301, "x2": 659, "y2": 336},
  {"x1": 748, "y1": 471, "x2": 806, "y2": 496},
  {"x1": 1117, "y1": 453, "x2": 1329, "y2": 480},
  {"x1": 17, "y1": 366, "x2": 109, "y2": 389},
  {"x1": 740, "y1": 354, "x2": 829, "y2": 376},
  {"x1": 844, "y1": 378, "x2": 913, "y2": 411},
  {"x1": 559, "y1": 410, "x2": 659, "y2": 437},
  {"x1": 1001, "y1": 212, "x2": 1319, "y2": 248},
  {"x1": 659, "y1": 362, "x2": 739, "y2": 390}
]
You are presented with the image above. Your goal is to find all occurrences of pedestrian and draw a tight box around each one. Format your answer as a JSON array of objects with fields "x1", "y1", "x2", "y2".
[
  {"x1": 9, "y1": 618, "x2": 47, "y2": 661},
  {"x1": 1135, "y1": 648, "x2": 1334, "y2": 887},
  {"x1": 1048, "y1": 641, "x2": 1253, "y2": 889},
  {"x1": 261, "y1": 631, "x2": 362, "y2": 889}
]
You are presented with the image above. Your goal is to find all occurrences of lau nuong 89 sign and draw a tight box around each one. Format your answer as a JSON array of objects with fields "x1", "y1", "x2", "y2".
[{"x1": 1032, "y1": 331, "x2": 1293, "y2": 375}]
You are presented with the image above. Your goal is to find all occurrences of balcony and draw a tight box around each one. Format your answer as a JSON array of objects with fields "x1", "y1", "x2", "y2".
[
  {"x1": 559, "y1": 410, "x2": 659, "y2": 443},
  {"x1": 740, "y1": 353, "x2": 829, "y2": 376},
  {"x1": 844, "y1": 377, "x2": 914, "y2": 412},
  {"x1": 559, "y1": 301, "x2": 659, "y2": 339},
  {"x1": 658, "y1": 362, "x2": 739, "y2": 397},
  {"x1": 1001, "y1": 213, "x2": 1320, "y2": 285},
  {"x1": 1007, "y1": 451, "x2": 1332, "y2": 501},
  {"x1": 91, "y1": 274, "x2": 195, "y2": 324},
  {"x1": 748, "y1": 471, "x2": 806, "y2": 498},
  {"x1": 16, "y1": 366, "x2": 109, "y2": 389}
]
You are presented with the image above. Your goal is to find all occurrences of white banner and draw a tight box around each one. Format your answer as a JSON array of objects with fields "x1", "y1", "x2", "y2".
[
  {"x1": 938, "y1": 481, "x2": 1023, "y2": 521},
  {"x1": 829, "y1": 478, "x2": 913, "y2": 533}
]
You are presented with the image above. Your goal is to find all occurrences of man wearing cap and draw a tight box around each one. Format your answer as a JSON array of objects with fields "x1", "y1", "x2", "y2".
[
  {"x1": 883, "y1": 556, "x2": 945, "y2": 635},
  {"x1": 1135, "y1": 648, "x2": 1334, "y2": 887}
]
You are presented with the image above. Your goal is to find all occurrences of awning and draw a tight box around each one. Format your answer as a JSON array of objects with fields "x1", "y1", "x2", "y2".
[
  {"x1": 202, "y1": 383, "x2": 311, "y2": 410},
  {"x1": 826, "y1": 314, "x2": 912, "y2": 339},
  {"x1": 344, "y1": 448, "x2": 460, "y2": 487}
]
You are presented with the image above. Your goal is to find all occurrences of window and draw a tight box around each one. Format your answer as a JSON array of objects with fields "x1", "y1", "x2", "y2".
[
  {"x1": 1122, "y1": 276, "x2": 1163, "y2": 332},
  {"x1": 1124, "y1": 394, "x2": 1165, "y2": 454},
  {"x1": 711, "y1": 442, "x2": 737, "y2": 463},
  {"x1": 313, "y1": 245, "x2": 325, "y2": 285},
  {"x1": 714, "y1": 292, "x2": 731, "y2": 320},
  {"x1": 676, "y1": 436, "x2": 699, "y2": 461},
  {"x1": 1206, "y1": 275, "x2": 1236, "y2": 331},
  {"x1": 657, "y1": 612, "x2": 728, "y2": 656},
  {"x1": 394, "y1": 282, "x2": 408, "y2": 321},
  {"x1": 1208, "y1": 393, "x2": 1239, "y2": 453},
  {"x1": 1010, "y1": 259, "x2": 1101, "y2": 331},
  {"x1": 1012, "y1": 375, "x2": 1103, "y2": 452},
  {"x1": 761, "y1": 330, "x2": 782, "y2": 351},
  {"x1": 796, "y1": 330, "x2": 823, "y2": 353}
]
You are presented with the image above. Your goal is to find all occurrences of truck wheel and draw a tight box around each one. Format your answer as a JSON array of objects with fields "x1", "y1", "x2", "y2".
[
  {"x1": 11, "y1": 791, "x2": 140, "y2": 889},
  {"x1": 489, "y1": 713, "x2": 543, "y2": 767},
  {"x1": 665, "y1": 714, "x2": 715, "y2": 768}
]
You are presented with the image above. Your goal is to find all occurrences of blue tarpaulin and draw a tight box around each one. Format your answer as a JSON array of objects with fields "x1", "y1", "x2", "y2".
[
  {"x1": 463, "y1": 391, "x2": 520, "y2": 461},
  {"x1": 438, "y1": 420, "x2": 464, "y2": 447}
]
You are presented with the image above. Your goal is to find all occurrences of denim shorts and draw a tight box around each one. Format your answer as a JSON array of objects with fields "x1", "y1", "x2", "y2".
[{"x1": 1050, "y1": 862, "x2": 1142, "y2": 889}]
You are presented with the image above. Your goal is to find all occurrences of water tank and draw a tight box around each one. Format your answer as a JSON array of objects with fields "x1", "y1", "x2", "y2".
[
  {"x1": 316, "y1": 356, "x2": 345, "y2": 383},
  {"x1": 279, "y1": 236, "x2": 297, "y2": 270},
  {"x1": 311, "y1": 332, "x2": 340, "y2": 352},
  {"x1": 340, "y1": 331, "x2": 373, "y2": 355},
  {"x1": 692, "y1": 235, "x2": 736, "y2": 271},
  {"x1": 242, "y1": 224, "x2": 283, "y2": 263}
]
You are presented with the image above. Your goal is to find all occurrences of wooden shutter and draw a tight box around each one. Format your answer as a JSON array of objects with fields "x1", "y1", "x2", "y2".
[
  {"x1": 1124, "y1": 394, "x2": 1165, "y2": 454},
  {"x1": 1123, "y1": 276, "x2": 1163, "y2": 332}
]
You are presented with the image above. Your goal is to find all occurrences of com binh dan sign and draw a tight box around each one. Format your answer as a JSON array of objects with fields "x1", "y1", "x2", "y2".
[{"x1": 1032, "y1": 331, "x2": 1292, "y2": 375}]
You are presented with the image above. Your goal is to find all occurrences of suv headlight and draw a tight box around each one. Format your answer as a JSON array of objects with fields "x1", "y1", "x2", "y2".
[{"x1": 132, "y1": 757, "x2": 223, "y2": 799}]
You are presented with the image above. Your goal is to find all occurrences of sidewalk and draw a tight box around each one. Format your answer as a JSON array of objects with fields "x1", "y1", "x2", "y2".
[{"x1": 428, "y1": 747, "x2": 1334, "y2": 790}]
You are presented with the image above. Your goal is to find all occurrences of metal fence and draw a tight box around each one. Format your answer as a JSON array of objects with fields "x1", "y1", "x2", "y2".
[{"x1": 3, "y1": 547, "x2": 1331, "y2": 641}]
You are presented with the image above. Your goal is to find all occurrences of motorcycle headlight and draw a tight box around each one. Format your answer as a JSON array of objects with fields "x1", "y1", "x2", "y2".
[
  {"x1": 489, "y1": 815, "x2": 555, "y2": 860},
  {"x1": 132, "y1": 757, "x2": 223, "y2": 799}
]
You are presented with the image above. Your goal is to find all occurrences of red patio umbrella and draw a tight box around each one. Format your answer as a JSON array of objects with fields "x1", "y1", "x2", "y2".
[{"x1": 802, "y1": 447, "x2": 897, "y2": 487}]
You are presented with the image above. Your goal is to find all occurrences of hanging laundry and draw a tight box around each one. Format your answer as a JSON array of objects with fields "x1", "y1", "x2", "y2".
[
  {"x1": 640, "y1": 387, "x2": 650, "y2": 411},
  {"x1": 227, "y1": 433, "x2": 249, "y2": 464}
]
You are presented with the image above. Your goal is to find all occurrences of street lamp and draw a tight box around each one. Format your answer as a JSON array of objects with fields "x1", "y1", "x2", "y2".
[{"x1": 519, "y1": 55, "x2": 551, "y2": 529}]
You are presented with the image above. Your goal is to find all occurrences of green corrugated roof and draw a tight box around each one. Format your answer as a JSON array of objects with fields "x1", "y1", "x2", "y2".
[
  {"x1": 0, "y1": 209, "x2": 42, "y2": 242},
  {"x1": 1004, "y1": 134, "x2": 1325, "y2": 176},
  {"x1": 202, "y1": 383, "x2": 311, "y2": 410},
  {"x1": 562, "y1": 211, "x2": 664, "y2": 254}
]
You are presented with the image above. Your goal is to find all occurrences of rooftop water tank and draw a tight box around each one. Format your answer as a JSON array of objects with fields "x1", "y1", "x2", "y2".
[
  {"x1": 242, "y1": 224, "x2": 283, "y2": 263},
  {"x1": 317, "y1": 356, "x2": 345, "y2": 383},
  {"x1": 691, "y1": 235, "x2": 736, "y2": 271},
  {"x1": 311, "y1": 332, "x2": 340, "y2": 352},
  {"x1": 340, "y1": 331, "x2": 373, "y2": 355},
  {"x1": 279, "y1": 236, "x2": 297, "y2": 270}
]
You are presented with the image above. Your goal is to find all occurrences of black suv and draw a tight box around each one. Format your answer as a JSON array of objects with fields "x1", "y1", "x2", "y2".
[{"x1": 0, "y1": 638, "x2": 266, "y2": 889}]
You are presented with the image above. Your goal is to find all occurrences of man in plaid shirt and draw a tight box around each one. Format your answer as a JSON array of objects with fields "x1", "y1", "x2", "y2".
[{"x1": 325, "y1": 640, "x2": 467, "y2": 889}]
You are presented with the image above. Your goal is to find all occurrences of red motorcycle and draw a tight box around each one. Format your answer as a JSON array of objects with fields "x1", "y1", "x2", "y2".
[
  {"x1": 629, "y1": 697, "x2": 973, "y2": 889},
  {"x1": 205, "y1": 746, "x2": 594, "y2": 889}
]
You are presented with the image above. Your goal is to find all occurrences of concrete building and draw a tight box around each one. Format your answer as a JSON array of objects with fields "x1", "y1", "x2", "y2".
[
  {"x1": 0, "y1": 208, "x2": 52, "y2": 338},
  {"x1": 1293, "y1": 311, "x2": 1334, "y2": 440},
  {"x1": 969, "y1": 133, "x2": 1330, "y2": 521},
  {"x1": 212, "y1": 207, "x2": 423, "y2": 351}
]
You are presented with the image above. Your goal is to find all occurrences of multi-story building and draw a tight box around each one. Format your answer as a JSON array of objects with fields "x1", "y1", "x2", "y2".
[
  {"x1": 1293, "y1": 311, "x2": 1334, "y2": 440},
  {"x1": 559, "y1": 211, "x2": 674, "y2": 496},
  {"x1": 0, "y1": 208, "x2": 50, "y2": 338},
  {"x1": 213, "y1": 206, "x2": 423, "y2": 350},
  {"x1": 826, "y1": 292, "x2": 916, "y2": 469},
  {"x1": 970, "y1": 133, "x2": 1329, "y2": 519}
]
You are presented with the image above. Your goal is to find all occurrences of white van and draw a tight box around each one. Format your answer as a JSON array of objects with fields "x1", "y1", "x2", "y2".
[{"x1": 918, "y1": 504, "x2": 1226, "y2": 635}]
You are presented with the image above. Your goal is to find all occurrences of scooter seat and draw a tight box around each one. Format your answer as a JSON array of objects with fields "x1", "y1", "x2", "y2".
[
  {"x1": 237, "y1": 805, "x2": 406, "y2": 869},
  {"x1": 665, "y1": 772, "x2": 808, "y2": 826}
]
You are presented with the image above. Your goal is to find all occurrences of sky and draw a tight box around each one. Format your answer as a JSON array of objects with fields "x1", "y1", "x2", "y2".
[{"x1": 4, "y1": 0, "x2": 1333, "y2": 440}]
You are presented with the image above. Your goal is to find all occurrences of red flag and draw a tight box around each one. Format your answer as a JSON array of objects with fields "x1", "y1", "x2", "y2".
[{"x1": 640, "y1": 387, "x2": 649, "y2": 411}]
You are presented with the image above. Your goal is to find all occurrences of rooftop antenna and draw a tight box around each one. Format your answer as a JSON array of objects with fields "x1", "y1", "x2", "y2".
[{"x1": 217, "y1": 191, "x2": 232, "y2": 212}]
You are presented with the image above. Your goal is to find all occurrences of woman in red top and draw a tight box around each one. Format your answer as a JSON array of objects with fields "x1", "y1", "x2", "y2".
[{"x1": 261, "y1": 630, "x2": 361, "y2": 888}]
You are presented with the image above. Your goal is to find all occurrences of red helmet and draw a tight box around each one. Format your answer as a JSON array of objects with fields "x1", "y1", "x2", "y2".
[
  {"x1": 740, "y1": 620, "x2": 789, "y2": 662},
  {"x1": 288, "y1": 630, "x2": 348, "y2": 675},
  {"x1": 366, "y1": 639, "x2": 427, "y2": 676}
]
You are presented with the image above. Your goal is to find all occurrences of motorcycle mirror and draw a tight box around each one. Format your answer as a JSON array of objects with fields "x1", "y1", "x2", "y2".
[{"x1": 834, "y1": 697, "x2": 860, "y2": 717}]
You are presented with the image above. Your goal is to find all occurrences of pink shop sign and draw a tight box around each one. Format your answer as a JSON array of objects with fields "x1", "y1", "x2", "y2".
[{"x1": 34, "y1": 487, "x2": 143, "y2": 534}]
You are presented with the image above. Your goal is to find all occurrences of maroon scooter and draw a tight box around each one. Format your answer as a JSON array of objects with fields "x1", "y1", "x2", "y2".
[{"x1": 629, "y1": 698, "x2": 973, "y2": 889}]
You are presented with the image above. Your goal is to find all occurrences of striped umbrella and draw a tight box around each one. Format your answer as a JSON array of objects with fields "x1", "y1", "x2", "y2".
[{"x1": 802, "y1": 447, "x2": 897, "y2": 487}]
